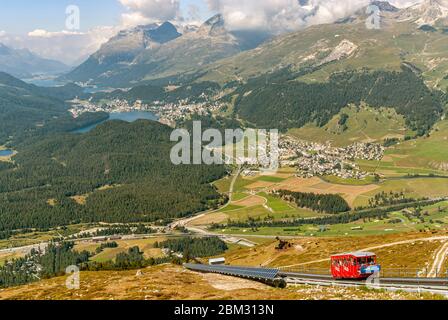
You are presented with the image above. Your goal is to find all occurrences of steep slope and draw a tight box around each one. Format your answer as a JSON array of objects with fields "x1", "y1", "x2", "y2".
[
  {"x1": 399, "y1": 0, "x2": 448, "y2": 26},
  {"x1": 64, "y1": 22, "x2": 182, "y2": 84},
  {"x1": 199, "y1": 2, "x2": 448, "y2": 92},
  {"x1": 64, "y1": 15, "x2": 270, "y2": 87},
  {"x1": 133, "y1": 14, "x2": 243, "y2": 81},
  {"x1": 0, "y1": 72, "x2": 85, "y2": 143},
  {"x1": 0, "y1": 43, "x2": 68, "y2": 78}
]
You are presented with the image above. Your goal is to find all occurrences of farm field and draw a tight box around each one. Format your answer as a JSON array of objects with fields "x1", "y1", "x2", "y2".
[
  {"x1": 202, "y1": 166, "x2": 448, "y2": 230},
  {"x1": 215, "y1": 201, "x2": 448, "y2": 237}
]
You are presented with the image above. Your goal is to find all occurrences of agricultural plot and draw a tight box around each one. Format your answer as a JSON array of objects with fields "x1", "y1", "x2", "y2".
[
  {"x1": 272, "y1": 177, "x2": 379, "y2": 207},
  {"x1": 353, "y1": 178, "x2": 448, "y2": 208},
  {"x1": 218, "y1": 201, "x2": 448, "y2": 237}
]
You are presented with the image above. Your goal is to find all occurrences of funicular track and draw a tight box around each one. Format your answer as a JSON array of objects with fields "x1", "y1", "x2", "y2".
[{"x1": 184, "y1": 264, "x2": 448, "y2": 296}]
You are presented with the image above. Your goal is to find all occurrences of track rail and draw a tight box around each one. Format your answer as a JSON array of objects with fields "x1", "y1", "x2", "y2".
[
  {"x1": 184, "y1": 264, "x2": 448, "y2": 296},
  {"x1": 281, "y1": 272, "x2": 448, "y2": 296}
]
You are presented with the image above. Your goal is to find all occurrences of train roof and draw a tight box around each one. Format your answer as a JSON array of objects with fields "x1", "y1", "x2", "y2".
[{"x1": 331, "y1": 252, "x2": 376, "y2": 258}]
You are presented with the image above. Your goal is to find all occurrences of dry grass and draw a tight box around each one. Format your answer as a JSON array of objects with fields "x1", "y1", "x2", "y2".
[
  {"x1": 70, "y1": 195, "x2": 88, "y2": 205},
  {"x1": 245, "y1": 181, "x2": 276, "y2": 190},
  {"x1": 0, "y1": 265, "x2": 442, "y2": 300},
  {"x1": 46, "y1": 199, "x2": 57, "y2": 207},
  {"x1": 271, "y1": 177, "x2": 379, "y2": 207},
  {"x1": 224, "y1": 231, "x2": 448, "y2": 272},
  {"x1": 233, "y1": 195, "x2": 266, "y2": 207},
  {"x1": 189, "y1": 212, "x2": 229, "y2": 226}
]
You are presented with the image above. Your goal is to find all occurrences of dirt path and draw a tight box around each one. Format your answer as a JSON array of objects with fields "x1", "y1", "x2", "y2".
[
  {"x1": 427, "y1": 241, "x2": 448, "y2": 278},
  {"x1": 280, "y1": 236, "x2": 448, "y2": 268}
]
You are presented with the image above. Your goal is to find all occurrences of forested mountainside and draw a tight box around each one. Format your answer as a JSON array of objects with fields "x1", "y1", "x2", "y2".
[
  {"x1": 0, "y1": 120, "x2": 227, "y2": 231},
  {"x1": 0, "y1": 72, "x2": 89, "y2": 144},
  {"x1": 231, "y1": 67, "x2": 446, "y2": 135}
]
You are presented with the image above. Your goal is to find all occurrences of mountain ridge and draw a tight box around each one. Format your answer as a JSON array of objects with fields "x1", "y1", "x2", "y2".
[
  {"x1": 63, "y1": 14, "x2": 270, "y2": 87},
  {"x1": 0, "y1": 43, "x2": 68, "y2": 79}
]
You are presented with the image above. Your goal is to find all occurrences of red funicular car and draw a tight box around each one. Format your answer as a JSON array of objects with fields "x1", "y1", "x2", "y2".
[{"x1": 331, "y1": 252, "x2": 381, "y2": 280}]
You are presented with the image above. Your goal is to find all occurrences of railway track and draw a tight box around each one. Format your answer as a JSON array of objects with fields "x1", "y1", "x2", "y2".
[
  {"x1": 280, "y1": 271, "x2": 448, "y2": 296},
  {"x1": 185, "y1": 264, "x2": 448, "y2": 296}
]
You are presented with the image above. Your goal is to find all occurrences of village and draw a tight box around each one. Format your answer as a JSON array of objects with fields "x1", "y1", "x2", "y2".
[
  {"x1": 278, "y1": 137, "x2": 384, "y2": 179},
  {"x1": 68, "y1": 97, "x2": 223, "y2": 127}
]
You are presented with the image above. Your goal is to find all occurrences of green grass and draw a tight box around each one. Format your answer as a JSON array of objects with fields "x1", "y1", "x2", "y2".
[
  {"x1": 288, "y1": 105, "x2": 412, "y2": 147},
  {"x1": 322, "y1": 175, "x2": 377, "y2": 186},
  {"x1": 232, "y1": 192, "x2": 249, "y2": 201},
  {"x1": 385, "y1": 120, "x2": 448, "y2": 171},
  {"x1": 219, "y1": 204, "x2": 244, "y2": 212},
  {"x1": 353, "y1": 178, "x2": 448, "y2": 208},
  {"x1": 256, "y1": 176, "x2": 287, "y2": 183},
  {"x1": 217, "y1": 200, "x2": 448, "y2": 237},
  {"x1": 232, "y1": 177, "x2": 256, "y2": 192},
  {"x1": 258, "y1": 192, "x2": 293, "y2": 212}
]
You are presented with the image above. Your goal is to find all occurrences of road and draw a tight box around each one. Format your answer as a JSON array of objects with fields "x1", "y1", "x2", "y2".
[
  {"x1": 428, "y1": 241, "x2": 448, "y2": 277},
  {"x1": 0, "y1": 167, "x2": 249, "y2": 256},
  {"x1": 169, "y1": 165, "x2": 242, "y2": 230}
]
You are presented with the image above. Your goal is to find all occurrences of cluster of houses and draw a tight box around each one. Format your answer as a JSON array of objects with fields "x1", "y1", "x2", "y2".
[
  {"x1": 279, "y1": 137, "x2": 384, "y2": 179},
  {"x1": 68, "y1": 98, "x2": 147, "y2": 118},
  {"x1": 149, "y1": 99, "x2": 223, "y2": 127},
  {"x1": 68, "y1": 97, "x2": 223, "y2": 128}
]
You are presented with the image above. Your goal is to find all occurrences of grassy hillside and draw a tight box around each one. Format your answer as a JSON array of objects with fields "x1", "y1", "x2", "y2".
[
  {"x1": 0, "y1": 264, "x2": 441, "y2": 300},
  {"x1": 289, "y1": 105, "x2": 414, "y2": 147},
  {"x1": 386, "y1": 119, "x2": 448, "y2": 171},
  {"x1": 199, "y1": 17, "x2": 448, "y2": 92}
]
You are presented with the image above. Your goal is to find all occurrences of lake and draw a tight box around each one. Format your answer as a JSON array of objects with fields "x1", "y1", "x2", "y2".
[
  {"x1": 73, "y1": 111, "x2": 158, "y2": 134},
  {"x1": 0, "y1": 149, "x2": 13, "y2": 157}
]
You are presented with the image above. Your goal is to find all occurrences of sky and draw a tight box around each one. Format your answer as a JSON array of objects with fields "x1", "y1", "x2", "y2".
[{"x1": 0, "y1": 0, "x2": 424, "y2": 65}]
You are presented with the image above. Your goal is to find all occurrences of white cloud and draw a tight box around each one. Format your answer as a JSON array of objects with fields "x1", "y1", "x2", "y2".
[
  {"x1": 119, "y1": 0, "x2": 180, "y2": 24},
  {"x1": 1, "y1": 0, "x2": 426, "y2": 65},
  {"x1": 28, "y1": 29, "x2": 85, "y2": 38},
  {"x1": 0, "y1": 26, "x2": 118, "y2": 65},
  {"x1": 207, "y1": 0, "x2": 424, "y2": 33}
]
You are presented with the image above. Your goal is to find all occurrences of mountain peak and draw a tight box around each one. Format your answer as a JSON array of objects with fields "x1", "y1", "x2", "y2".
[
  {"x1": 198, "y1": 14, "x2": 226, "y2": 36},
  {"x1": 370, "y1": 1, "x2": 399, "y2": 12},
  {"x1": 404, "y1": 0, "x2": 448, "y2": 25},
  {"x1": 0, "y1": 43, "x2": 12, "y2": 55}
]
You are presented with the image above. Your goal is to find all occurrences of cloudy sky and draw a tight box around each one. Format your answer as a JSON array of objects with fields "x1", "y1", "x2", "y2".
[{"x1": 0, "y1": 0, "x2": 424, "y2": 65}]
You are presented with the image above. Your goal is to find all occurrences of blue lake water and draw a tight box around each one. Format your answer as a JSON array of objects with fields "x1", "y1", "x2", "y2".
[
  {"x1": 73, "y1": 111, "x2": 158, "y2": 134},
  {"x1": 23, "y1": 75, "x2": 60, "y2": 87},
  {"x1": 0, "y1": 149, "x2": 13, "y2": 157}
]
